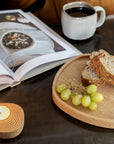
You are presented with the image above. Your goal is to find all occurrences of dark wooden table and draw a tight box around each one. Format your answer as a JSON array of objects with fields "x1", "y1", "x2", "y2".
[{"x1": 0, "y1": 17, "x2": 114, "y2": 144}]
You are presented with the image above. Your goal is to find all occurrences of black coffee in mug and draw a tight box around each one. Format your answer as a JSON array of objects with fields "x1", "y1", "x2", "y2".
[
  {"x1": 62, "y1": 1, "x2": 105, "y2": 40},
  {"x1": 65, "y1": 7, "x2": 95, "y2": 17}
]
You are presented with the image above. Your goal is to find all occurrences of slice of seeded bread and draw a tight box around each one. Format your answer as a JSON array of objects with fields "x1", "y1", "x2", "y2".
[
  {"x1": 90, "y1": 49, "x2": 114, "y2": 85},
  {"x1": 81, "y1": 60, "x2": 104, "y2": 86}
]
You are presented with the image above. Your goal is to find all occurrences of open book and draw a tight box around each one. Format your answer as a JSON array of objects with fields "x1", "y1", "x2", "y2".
[{"x1": 0, "y1": 9, "x2": 82, "y2": 90}]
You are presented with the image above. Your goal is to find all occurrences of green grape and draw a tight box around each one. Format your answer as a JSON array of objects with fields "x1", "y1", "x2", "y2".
[
  {"x1": 86, "y1": 84, "x2": 97, "y2": 94},
  {"x1": 56, "y1": 83, "x2": 66, "y2": 93},
  {"x1": 89, "y1": 102, "x2": 97, "y2": 111},
  {"x1": 70, "y1": 92, "x2": 78, "y2": 99},
  {"x1": 91, "y1": 93, "x2": 103, "y2": 103},
  {"x1": 72, "y1": 94, "x2": 82, "y2": 106},
  {"x1": 60, "y1": 89, "x2": 71, "y2": 101},
  {"x1": 81, "y1": 95, "x2": 91, "y2": 107}
]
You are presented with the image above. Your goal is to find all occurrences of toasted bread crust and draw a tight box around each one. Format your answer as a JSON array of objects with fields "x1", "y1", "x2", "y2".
[
  {"x1": 81, "y1": 49, "x2": 114, "y2": 86},
  {"x1": 91, "y1": 53, "x2": 114, "y2": 85},
  {"x1": 81, "y1": 59, "x2": 105, "y2": 86}
]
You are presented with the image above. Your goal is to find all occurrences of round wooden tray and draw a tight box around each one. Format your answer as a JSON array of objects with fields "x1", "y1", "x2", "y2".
[{"x1": 52, "y1": 54, "x2": 114, "y2": 129}]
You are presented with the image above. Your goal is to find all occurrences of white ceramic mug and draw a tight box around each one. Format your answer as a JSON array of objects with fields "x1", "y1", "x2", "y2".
[{"x1": 61, "y1": 1, "x2": 106, "y2": 40}]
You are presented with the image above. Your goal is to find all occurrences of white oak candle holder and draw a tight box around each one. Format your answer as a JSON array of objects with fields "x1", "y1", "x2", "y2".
[{"x1": 0, "y1": 103, "x2": 24, "y2": 139}]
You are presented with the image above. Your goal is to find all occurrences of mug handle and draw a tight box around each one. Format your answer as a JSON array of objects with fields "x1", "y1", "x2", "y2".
[{"x1": 94, "y1": 6, "x2": 106, "y2": 28}]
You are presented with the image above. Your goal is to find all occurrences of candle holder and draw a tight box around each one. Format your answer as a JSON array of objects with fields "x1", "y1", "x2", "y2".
[{"x1": 0, "y1": 103, "x2": 24, "y2": 139}]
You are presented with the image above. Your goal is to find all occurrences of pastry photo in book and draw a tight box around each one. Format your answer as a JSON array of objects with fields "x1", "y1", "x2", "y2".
[{"x1": 0, "y1": 9, "x2": 81, "y2": 89}]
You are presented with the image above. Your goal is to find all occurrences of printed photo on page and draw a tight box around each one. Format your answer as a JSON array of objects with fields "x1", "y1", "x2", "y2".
[{"x1": 0, "y1": 10, "x2": 65, "y2": 72}]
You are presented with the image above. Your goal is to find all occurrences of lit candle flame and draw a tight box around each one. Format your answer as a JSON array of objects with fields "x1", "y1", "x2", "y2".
[{"x1": 0, "y1": 106, "x2": 10, "y2": 120}]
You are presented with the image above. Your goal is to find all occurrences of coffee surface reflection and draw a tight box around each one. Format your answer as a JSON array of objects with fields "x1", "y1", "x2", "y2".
[{"x1": 65, "y1": 7, "x2": 95, "y2": 17}]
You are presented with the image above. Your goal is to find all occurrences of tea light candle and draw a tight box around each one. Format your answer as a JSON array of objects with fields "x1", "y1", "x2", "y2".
[{"x1": 0, "y1": 106, "x2": 10, "y2": 120}]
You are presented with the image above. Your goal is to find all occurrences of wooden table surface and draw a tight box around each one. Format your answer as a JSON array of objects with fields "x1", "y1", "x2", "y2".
[{"x1": 0, "y1": 16, "x2": 114, "y2": 143}]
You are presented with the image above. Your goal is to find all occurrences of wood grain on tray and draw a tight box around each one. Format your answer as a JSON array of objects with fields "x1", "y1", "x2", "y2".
[{"x1": 52, "y1": 54, "x2": 114, "y2": 128}]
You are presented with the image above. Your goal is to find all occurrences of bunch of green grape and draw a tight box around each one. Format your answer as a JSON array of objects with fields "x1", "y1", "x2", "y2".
[{"x1": 56, "y1": 83, "x2": 103, "y2": 111}]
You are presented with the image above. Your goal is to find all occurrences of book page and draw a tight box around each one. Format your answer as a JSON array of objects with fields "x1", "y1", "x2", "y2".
[
  {"x1": 0, "y1": 22, "x2": 55, "y2": 71},
  {"x1": 0, "y1": 10, "x2": 81, "y2": 82},
  {"x1": 0, "y1": 75, "x2": 14, "y2": 85},
  {"x1": 0, "y1": 60, "x2": 14, "y2": 84},
  {"x1": 0, "y1": 61, "x2": 11, "y2": 76},
  {"x1": 14, "y1": 50, "x2": 75, "y2": 81}
]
